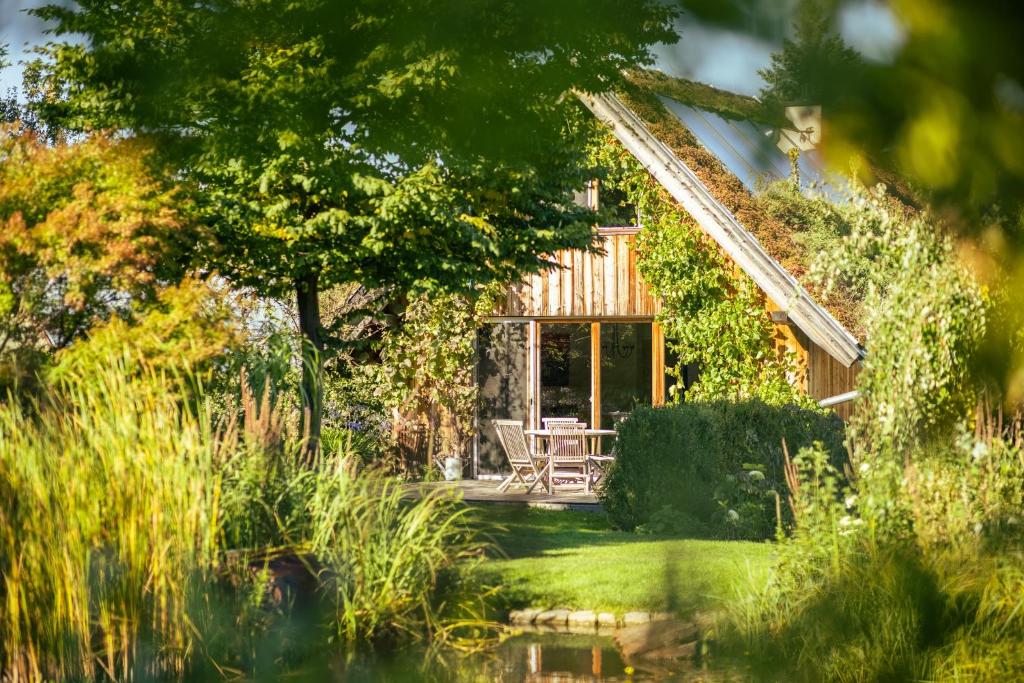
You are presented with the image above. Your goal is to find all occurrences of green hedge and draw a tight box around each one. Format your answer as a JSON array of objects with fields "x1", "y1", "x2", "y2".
[{"x1": 600, "y1": 401, "x2": 847, "y2": 539}]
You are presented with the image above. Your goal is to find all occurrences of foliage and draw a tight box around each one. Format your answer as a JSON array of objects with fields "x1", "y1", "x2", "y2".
[
  {"x1": 724, "y1": 183, "x2": 1024, "y2": 681},
  {"x1": 50, "y1": 276, "x2": 243, "y2": 385},
  {"x1": 0, "y1": 128, "x2": 194, "y2": 366},
  {"x1": 757, "y1": 0, "x2": 865, "y2": 113},
  {"x1": 757, "y1": 179, "x2": 870, "y2": 335},
  {"x1": 589, "y1": 135, "x2": 805, "y2": 404},
  {"x1": 600, "y1": 401, "x2": 846, "y2": 539},
  {"x1": 31, "y1": 0, "x2": 679, "y2": 452},
  {"x1": 0, "y1": 322, "x2": 491, "y2": 680},
  {"x1": 379, "y1": 292, "x2": 491, "y2": 465},
  {"x1": 813, "y1": 192, "x2": 986, "y2": 533},
  {"x1": 728, "y1": 431, "x2": 1024, "y2": 682}
]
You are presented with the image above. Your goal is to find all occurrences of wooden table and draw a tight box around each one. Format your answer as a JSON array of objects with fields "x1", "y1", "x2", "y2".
[
  {"x1": 524, "y1": 428, "x2": 617, "y2": 493},
  {"x1": 525, "y1": 427, "x2": 617, "y2": 445}
]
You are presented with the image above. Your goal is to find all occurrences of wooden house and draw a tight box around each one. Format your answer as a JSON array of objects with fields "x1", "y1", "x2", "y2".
[{"x1": 473, "y1": 77, "x2": 865, "y2": 476}]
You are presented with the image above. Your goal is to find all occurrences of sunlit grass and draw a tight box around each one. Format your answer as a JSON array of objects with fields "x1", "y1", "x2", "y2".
[{"x1": 471, "y1": 505, "x2": 774, "y2": 615}]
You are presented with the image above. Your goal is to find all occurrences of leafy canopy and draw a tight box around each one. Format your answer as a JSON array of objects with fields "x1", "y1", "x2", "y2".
[
  {"x1": 32, "y1": 0, "x2": 679, "y2": 297},
  {"x1": 0, "y1": 129, "x2": 194, "y2": 356}
]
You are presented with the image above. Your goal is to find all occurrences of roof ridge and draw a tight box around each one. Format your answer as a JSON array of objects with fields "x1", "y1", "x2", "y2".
[{"x1": 577, "y1": 90, "x2": 864, "y2": 367}]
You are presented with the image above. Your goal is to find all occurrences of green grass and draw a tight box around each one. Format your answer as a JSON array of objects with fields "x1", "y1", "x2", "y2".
[{"x1": 470, "y1": 505, "x2": 774, "y2": 616}]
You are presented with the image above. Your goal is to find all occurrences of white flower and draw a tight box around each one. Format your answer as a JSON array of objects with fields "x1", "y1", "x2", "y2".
[
  {"x1": 859, "y1": 462, "x2": 870, "y2": 474},
  {"x1": 971, "y1": 442, "x2": 989, "y2": 462},
  {"x1": 844, "y1": 495, "x2": 858, "y2": 509},
  {"x1": 726, "y1": 509, "x2": 740, "y2": 522}
]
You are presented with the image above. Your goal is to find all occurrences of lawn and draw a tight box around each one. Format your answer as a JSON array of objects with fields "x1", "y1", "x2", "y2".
[{"x1": 469, "y1": 505, "x2": 775, "y2": 617}]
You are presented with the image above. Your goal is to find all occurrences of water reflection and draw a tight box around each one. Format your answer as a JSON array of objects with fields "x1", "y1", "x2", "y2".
[
  {"x1": 499, "y1": 633, "x2": 630, "y2": 681},
  {"x1": 334, "y1": 632, "x2": 759, "y2": 682}
]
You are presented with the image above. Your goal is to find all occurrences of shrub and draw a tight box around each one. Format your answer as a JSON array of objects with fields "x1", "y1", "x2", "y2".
[{"x1": 601, "y1": 401, "x2": 846, "y2": 539}]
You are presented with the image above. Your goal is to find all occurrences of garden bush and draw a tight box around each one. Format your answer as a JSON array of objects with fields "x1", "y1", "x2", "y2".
[{"x1": 600, "y1": 400, "x2": 846, "y2": 539}]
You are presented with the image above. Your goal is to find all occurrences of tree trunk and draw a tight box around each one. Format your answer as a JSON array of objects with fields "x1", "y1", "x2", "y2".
[{"x1": 296, "y1": 270, "x2": 324, "y2": 465}]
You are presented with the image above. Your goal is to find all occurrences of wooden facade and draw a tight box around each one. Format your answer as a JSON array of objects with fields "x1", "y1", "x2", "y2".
[
  {"x1": 807, "y1": 339, "x2": 861, "y2": 420},
  {"x1": 493, "y1": 229, "x2": 660, "y2": 319},
  {"x1": 486, "y1": 228, "x2": 861, "y2": 420}
]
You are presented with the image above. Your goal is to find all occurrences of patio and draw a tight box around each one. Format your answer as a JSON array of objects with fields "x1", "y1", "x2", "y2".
[{"x1": 411, "y1": 479, "x2": 601, "y2": 512}]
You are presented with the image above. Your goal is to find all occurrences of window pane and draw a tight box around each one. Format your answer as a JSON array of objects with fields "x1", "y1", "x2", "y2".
[
  {"x1": 476, "y1": 322, "x2": 529, "y2": 474},
  {"x1": 540, "y1": 323, "x2": 592, "y2": 423},
  {"x1": 601, "y1": 323, "x2": 652, "y2": 427},
  {"x1": 598, "y1": 184, "x2": 639, "y2": 227},
  {"x1": 665, "y1": 342, "x2": 700, "y2": 403}
]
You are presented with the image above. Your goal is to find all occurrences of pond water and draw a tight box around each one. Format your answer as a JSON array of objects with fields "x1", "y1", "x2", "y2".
[{"x1": 336, "y1": 632, "x2": 765, "y2": 682}]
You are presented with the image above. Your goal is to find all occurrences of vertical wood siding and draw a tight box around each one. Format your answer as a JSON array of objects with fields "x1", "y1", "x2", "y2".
[
  {"x1": 492, "y1": 230, "x2": 861, "y2": 420},
  {"x1": 494, "y1": 232, "x2": 660, "y2": 318},
  {"x1": 807, "y1": 342, "x2": 861, "y2": 420}
]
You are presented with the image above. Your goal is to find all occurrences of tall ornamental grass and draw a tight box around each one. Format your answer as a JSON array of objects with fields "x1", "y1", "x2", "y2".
[
  {"x1": 0, "y1": 361, "x2": 221, "y2": 681},
  {"x1": 0, "y1": 348, "x2": 491, "y2": 681},
  {"x1": 308, "y1": 459, "x2": 487, "y2": 648}
]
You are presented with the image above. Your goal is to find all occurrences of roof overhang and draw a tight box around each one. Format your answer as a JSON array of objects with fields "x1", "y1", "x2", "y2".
[{"x1": 577, "y1": 91, "x2": 864, "y2": 368}]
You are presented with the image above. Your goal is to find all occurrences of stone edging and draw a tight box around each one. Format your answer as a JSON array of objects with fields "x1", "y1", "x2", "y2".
[{"x1": 508, "y1": 608, "x2": 674, "y2": 629}]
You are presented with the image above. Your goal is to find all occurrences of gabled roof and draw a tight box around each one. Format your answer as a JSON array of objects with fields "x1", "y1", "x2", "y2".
[
  {"x1": 657, "y1": 97, "x2": 840, "y2": 199},
  {"x1": 578, "y1": 90, "x2": 864, "y2": 368}
]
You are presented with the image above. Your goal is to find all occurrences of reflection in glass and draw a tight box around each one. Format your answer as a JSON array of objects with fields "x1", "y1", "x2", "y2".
[
  {"x1": 540, "y1": 324, "x2": 592, "y2": 422},
  {"x1": 476, "y1": 323, "x2": 529, "y2": 474},
  {"x1": 601, "y1": 323, "x2": 652, "y2": 428}
]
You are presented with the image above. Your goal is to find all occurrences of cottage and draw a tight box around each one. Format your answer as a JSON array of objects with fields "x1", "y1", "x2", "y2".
[{"x1": 473, "y1": 74, "x2": 866, "y2": 477}]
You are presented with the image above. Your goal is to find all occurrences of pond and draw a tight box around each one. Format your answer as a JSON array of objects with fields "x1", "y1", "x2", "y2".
[{"x1": 335, "y1": 631, "x2": 766, "y2": 682}]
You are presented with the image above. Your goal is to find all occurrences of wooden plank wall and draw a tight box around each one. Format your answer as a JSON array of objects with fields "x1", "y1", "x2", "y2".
[
  {"x1": 494, "y1": 231, "x2": 660, "y2": 318},
  {"x1": 807, "y1": 343, "x2": 861, "y2": 420},
  {"x1": 493, "y1": 229, "x2": 861, "y2": 419}
]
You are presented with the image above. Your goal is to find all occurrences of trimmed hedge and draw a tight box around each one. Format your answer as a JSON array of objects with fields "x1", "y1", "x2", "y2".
[{"x1": 600, "y1": 401, "x2": 847, "y2": 539}]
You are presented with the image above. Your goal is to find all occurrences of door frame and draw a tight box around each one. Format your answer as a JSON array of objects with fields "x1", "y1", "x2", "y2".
[{"x1": 526, "y1": 317, "x2": 665, "y2": 431}]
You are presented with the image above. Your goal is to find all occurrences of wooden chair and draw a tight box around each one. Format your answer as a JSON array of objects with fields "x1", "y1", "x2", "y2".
[
  {"x1": 586, "y1": 452, "x2": 616, "y2": 490},
  {"x1": 542, "y1": 417, "x2": 581, "y2": 429},
  {"x1": 549, "y1": 423, "x2": 592, "y2": 492},
  {"x1": 493, "y1": 420, "x2": 546, "y2": 493}
]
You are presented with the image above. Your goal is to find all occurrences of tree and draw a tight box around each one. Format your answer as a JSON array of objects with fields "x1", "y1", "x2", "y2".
[
  {"x1": 31, "y1": 0, "x2": 678, "y2": 457},
  {"x1": 0, "y1": 46, "x2": 17, "y2": 125},
  {"x1": 758, "y1": 0, "x2": 864, "y2": 113},
  {"x1": 0, "y1": 129, "x2": 195, "y2": 393}
]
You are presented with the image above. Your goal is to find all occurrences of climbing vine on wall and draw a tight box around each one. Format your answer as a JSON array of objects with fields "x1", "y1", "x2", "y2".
[
  {"x1": 588, "y1": 133, "x2": 805, "y2": 405},
  {"x1": 373, "y1": 285, "x2": 501, "y2": 465}
]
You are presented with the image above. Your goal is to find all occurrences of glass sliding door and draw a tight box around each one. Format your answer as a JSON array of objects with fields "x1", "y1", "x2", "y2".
[
  {"x1": 476, "y1": 322, "x2": 529, "y2": 474},
  {"x1": 539, "y1": 323, "x2": 592, "y2": 422},
  {"x1": 600, "y1": 323, "x2": 652, "y2": 428}
]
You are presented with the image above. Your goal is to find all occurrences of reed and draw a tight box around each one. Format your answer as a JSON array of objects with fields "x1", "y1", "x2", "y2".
[
  {"x1": 0, "y1": 359, "x2": 220, "y2": 681},
  {"x1": 0, "y1": 352, "x2": 491, "y2": 681},
  {"x1": 308, "y1": 457, "x2": 489, "y2": 648}
]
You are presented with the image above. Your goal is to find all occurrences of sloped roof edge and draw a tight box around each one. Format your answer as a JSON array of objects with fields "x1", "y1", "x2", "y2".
[{"x1": 578, "y1": 91, "x2": 865, "y2": 368}]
